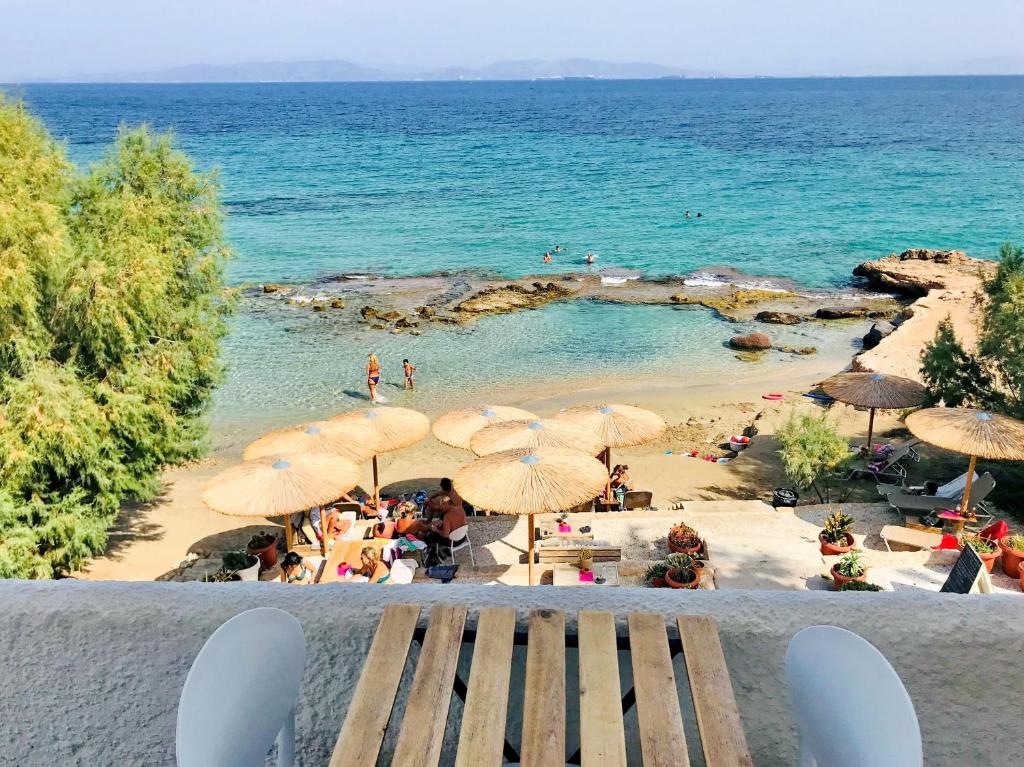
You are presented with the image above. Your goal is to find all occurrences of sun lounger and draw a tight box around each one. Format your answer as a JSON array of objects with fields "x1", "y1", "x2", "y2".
[
  {"x1": 880, "y1": 525, "x2": 942, "y2": 552},
  {"x1": 622, "y1": 490, "x2": 654, "y2": 510},
  {"x1": 884, "y1": 473, "x2": 995, "y2": 515},
  {"x1": 843, "y1": 440, "x2": 919, "y2": 482}
]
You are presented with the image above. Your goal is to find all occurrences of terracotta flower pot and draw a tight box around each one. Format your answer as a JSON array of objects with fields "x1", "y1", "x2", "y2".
[
  {"x1": 819, "y1": 532, "x2": 854, "y2": 556},
  {"x1": 830, "y1": 563, "x2": 866, "y2": 590},
  {"x1": 247, "y1": 536, "x2": 278, "y2": 570},
  {"x1": 956, "y1": 539, "x2": 998, "y2": 573},
  {"x1": 650, "y1": 576, "x2": 666, "y2": 588},
  {"x1": 1018, "y1": 561, "x2": 1024, "y2": 593},
  {"x1": 998, "y1": 536, "x2": 1024, "y2": 579},
  {"x1": 665, "y1": 567, "x2": 701, "y2": 589},
  {"x1": 668, "y1": 535, "x2": 702, "y2": 555}
]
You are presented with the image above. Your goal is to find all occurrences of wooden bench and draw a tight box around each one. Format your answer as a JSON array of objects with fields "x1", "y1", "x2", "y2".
[{"x1": 329, "y1": 603, "x2": 752, "y2": 766}]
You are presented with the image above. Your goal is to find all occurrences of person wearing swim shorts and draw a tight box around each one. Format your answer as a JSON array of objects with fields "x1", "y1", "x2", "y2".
[{"x1": 403, "y1": 358, "x2": 416, "y2": 390}]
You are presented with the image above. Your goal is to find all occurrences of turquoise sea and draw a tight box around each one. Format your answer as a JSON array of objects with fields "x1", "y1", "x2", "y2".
[{"x1": 14, "y1": 78, "x2": 1024, "y2": 441}]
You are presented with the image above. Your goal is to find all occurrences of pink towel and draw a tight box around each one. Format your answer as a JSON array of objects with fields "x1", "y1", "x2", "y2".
[{"x1": 579, "y1": 571, "x2": 595, "y2": 583}]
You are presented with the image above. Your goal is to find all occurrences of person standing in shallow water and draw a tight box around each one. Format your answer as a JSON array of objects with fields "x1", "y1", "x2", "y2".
[
  {"x1": 366, "y1": 353, "x2": 381, "y2": 401},
  {"x1": 403, "y1": 358, "x2": 416, "y2": 390}
]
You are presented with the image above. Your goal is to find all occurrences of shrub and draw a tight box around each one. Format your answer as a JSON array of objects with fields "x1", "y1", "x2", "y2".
[
  {"x1": 777, "y1": 410, "x2": 851, "y2": 503},
  {"x1": 840, "y1": 581, "x2": 884, "y2": 592}
]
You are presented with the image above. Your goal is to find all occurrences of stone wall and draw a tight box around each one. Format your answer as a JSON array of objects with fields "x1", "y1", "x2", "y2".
[{"x1": 0, "y1": 582, "x2": 1019, "y2": 766}]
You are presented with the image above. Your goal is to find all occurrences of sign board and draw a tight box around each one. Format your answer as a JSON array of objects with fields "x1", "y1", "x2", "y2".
[{"x1": 940, "y1": 544, "x2": 992, "y2": 594}]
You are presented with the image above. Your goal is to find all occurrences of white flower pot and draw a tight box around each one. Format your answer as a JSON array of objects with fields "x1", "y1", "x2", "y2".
[{"x1": 236, "y1": 556, "x2": 260, "y2": 582}]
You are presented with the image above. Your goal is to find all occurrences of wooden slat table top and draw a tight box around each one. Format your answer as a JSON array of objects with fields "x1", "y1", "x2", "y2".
[
  {"x1": 392, "y1": 604, "x2": 468, "y2": 767},
  {"x1": 454, "y1": 607, "x2": 516, "y2": 767},
  {"x1": 328, "y1": 603, "x2": 421, "y2": 767},
  {"x1": 318, "y1": 538, "x2": 387, "y2": 583},
  {"x1": 628, "y1": 612, "x2": 691, "y2": 767},
  {"x1": 677, "y1": 615, "x2": 753, "y2": 767},
  {"x1": 521, "y1": 609, "x2": 566, "y2": 767},
  {"x1": 577, "y1": 610, "x2": 627, "y2": 767}
]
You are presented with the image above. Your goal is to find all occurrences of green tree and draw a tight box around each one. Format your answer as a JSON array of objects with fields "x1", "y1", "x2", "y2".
[
  {"x1": 777, "y1": 410, "x2": 851, "y2": 503},
  {"x1": 0, "y1": 94, "x2": 234, "y2": 578}
]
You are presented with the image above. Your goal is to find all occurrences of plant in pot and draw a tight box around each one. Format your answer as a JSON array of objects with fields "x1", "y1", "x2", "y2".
[
  {"x1": 997, "y1": 533, "x2": 1024, "y2": 578},
  {"x1": 830, "y1": 551, "x2": 867, "y2": 590},
  {"x1": 247, "y1": 531, "x2": 278, "y2": 569},
  {"x1": 839, "y1": 580, "x2": 884, "y2": 592},
  {"x1": 578, "y1": 547, "x2": 594, "y2": 573},
  {"x1": 664, "y1": 552, "x2": 701, "y2": 589},
  {"x1": 223, "y1": 551, "x2": 261, "y2": 582},
  {"x1": 556, "y1": 513, "x2": 571, "y2": 533},
  {"x1": 956, "y1": 535, "x2": 999, "y2": 573},
  {"x1": 819, "y1": 509, "x2": 855, "y2": 555},
  {"x1": 667, "y1": 522, "x2": 702, "y2": 555},
  {"x1": 202, "y1": 569, "x2": 242, "y2": 583},
  {"x1": 644, "y1": 562, "x2": 670, "y2": 588}
]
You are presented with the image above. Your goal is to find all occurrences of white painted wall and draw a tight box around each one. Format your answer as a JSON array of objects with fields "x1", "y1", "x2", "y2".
[{"x1": 0, "y1": 582, "x2": 1019, "y2": 766}]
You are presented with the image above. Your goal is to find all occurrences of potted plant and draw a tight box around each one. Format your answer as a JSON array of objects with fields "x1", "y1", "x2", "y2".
[
  {"x1": 818, "y1": 510, "x2": 855, "y2": 555},
  {"x1": 247, "y1": 531, "x2": 278, "y2": 569},
  {"x1": 839, "y1": 581, "x2": 884, "y2": 592},
  {"x1": 223, "y1": 551, "x2": 261, "y2": 581},
  {"x1": 664, "y1": 552, "x2": 701, "y2": 589},
  {"x1": 830, "y1": 551, "x2": 867, "y2": 590},
  {"x1": 997, "y1": 534, "x2": 1024, "y2": 578},
  {"x1": 667, "y1": 522, "x2": 702, "y2": 555},
  {"x1": 956, "y1": 535, "x2": 999, "y2": 573},
  {"x1": 556, "y1": 514, "x2": 572, "y2": 534},
  {"x1": 202, "y1": 569, "x2": 242, "y2": 583},
  {"x1": 578, "y1": 548, "x2": 594, "y2": 573},
  {"x1": 1019, "y1": 561, "x2": 1024, "y2": 593},
  {"x1": 644, "y1": 562, "x2": 670, "y2": 588}
]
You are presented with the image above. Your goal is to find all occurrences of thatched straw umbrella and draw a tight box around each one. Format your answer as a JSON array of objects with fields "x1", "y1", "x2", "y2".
[
  {"x1": 329, "y1": 406, "x2": 431, "y2": 510},
  {"x1": 469, "y1": 418, "x2": 605, "y2": 457},
  {"x1": 454, "y1": 447, "x2": 608, "y2": 584},
  {"x1": 905, "y1": 407, "x2": 1024, "y2": 522},
  {"x1": 821, "y1": 372, "x2": 927, "y2": 450},
  {"x1": 202, "y1": 453, "x2": 360, "y2": 553},
  {"x1": 242, "y1": 420, "x2": 376, "y2": 463},
  {"x1": 431, "y1": 405, "x2": 537, "y2": 450},
  {"x1": 553, "y1": 403, "x2": 666, "y2": 505}
]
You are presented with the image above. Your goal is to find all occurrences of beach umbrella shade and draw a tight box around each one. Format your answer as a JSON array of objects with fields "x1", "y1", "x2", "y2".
[
  {"x1": 905, "y1": 407, "x2": 1024, "y2": 519},
  {"x1": 329, "y1": 406, "x2": 431, "y2": 509},
  {"x1": 821, "y1": 372, "x2": 927, "y2": 449},
  {"x1": 469, "y1": 418, "x2": 606, "y2": 457},
  {"x1": 202, "y1": 453, "x2": 361, "y2": 552},
  {"x1": 242, "y1": 420, "x2": 377, "y2": 463},
  {"x1": 553, "y1": 403, "x2": 667, "y2": 504},
  {"x1": 431, "y1": 405, "x2": 538, "y2": 450},
  {"x1": 454, "y1": 447, "x2": 608, "y2": 585}
]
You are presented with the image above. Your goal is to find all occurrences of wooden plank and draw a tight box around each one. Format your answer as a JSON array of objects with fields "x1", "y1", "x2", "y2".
[
  {"x1": 577, "y1": 611, "x2": 627, "y2": 767},
  {"x1": 392, "y1": 603, "x2": 469, "y2": 767},
  {"x1": 521, "y1": 609, "x2": 566, "y2": 767},
  {"x1": 627, "y1": 612, "x2": 690, "y2": 767},
  {"x1": 677, "y1": 616, "x2": 753, "y2": 767},
  {"x1": 329, "y1": 603, "x2": 421, "y2": 767},
  {"x1": 454, "y1": 607, "x2": 517, "y2": 767}
]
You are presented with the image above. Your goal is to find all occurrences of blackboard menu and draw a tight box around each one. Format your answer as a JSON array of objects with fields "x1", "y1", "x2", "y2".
[{"x1": 940, "y1": 544, "x2": 989, "y2": 594}]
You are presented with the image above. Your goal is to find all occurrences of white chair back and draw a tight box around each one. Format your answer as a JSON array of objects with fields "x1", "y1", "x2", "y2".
[
  {"x1": 177, "y1": 607, "x2": 306, "y2": 767},
  {"x1": 448, "y1": 524, "x2": 469, "y2": 544},
  {"x1": 785, "y1": 625, "x2": 922, "y2": 767}
]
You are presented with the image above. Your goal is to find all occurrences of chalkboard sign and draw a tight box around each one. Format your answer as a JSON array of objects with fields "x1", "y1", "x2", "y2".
[{"x1": 940, "y1": 544, "x2": 992, "y2": 594}]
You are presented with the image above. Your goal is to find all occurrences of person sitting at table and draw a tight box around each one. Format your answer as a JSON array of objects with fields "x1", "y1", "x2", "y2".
[
  {"x1": 395, "y1": 501, "x2": 431, "y2": 537},
  {"x1": 291, "y1": 505, "x2": 343, "y2": 547},
  {"x1": 280, "y1": 551, "x2": 318, "y2": 585},
  {"x1": 610, "y1": 464, "x2": 634, "y2": 492},
  {"x1": 353, "y1": 546, "x2": 389, "y2": 582},
  {"x1": 425, "y1": 478, "x2": 463, "y2": 521},
  {"x1": 427, "y1": 496, "x2": 467, "y2": 546},
  {"x1": 373, "y1": 518, "x2": 396, "y2": 539}
]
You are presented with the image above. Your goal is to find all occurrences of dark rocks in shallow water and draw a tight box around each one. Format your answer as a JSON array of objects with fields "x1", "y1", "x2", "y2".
[
  {"x1": 262, "y1": 283, "x2": 284, "y2": 294},
  {"x1": 415, "y1": 305, "x2": 436, "y2": 318},
  {"x1": 816, "y1": 306, "x2": 869, "y2": 320},
  {"x1": 394, "y1": 316, "x2": 419, "y2": 329},
  {"x1": 862, "y1": 321, "x2": 896, "y2": 350},
  {"x1": 755, "y1": 311, "x2": 802, "y2": 325},
  {"x1": 774, "y1": 345, "x2": 818, "y2": 355},
  {"x1": 729, "y1": 332, "x2": 771, "y2": 351},
  {"x1": 360, "y1": 305, "x2": 379, "y2": 320},
  {"x1": 329, "y1": 298, "x2": 345, "y2": 309},
  {"x1": 311, "y1": 303, "x2": 326, "y2": 312}
]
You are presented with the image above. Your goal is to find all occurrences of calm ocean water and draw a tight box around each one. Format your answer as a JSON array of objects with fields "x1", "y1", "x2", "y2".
[{"x1": 13, "y1": 78, "x2": 1024, "y2": 439}]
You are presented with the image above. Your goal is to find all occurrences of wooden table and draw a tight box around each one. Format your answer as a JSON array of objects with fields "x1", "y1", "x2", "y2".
[
  {"x1": 317, "y1": 539, "x2": 387, "y2": 584},
  {"x1": 329, "y1": 603, "x2": 752, "y2": 766},
  {"x1": 552, "y1": 562, "x2": 620, "y2": 587}
]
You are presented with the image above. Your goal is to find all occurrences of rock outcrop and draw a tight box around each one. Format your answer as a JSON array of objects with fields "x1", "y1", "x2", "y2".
[
  {"x1": 453, "y1": 281, "x2": 573, "y2": 316},
  {"x1": 728, "y1": 332, "x2": 771, "y2": 351},
  {"x1": 672, "y1": 289, "x2": 795, "y2": 320},
  {"x1": 755, "y1": 311, "x2": 802, "y2": 325},
  {"x1": 852, "y1": 248, "x2": 995, "y2": 296},
  {"x1": 815, "y1": 306, "x2": 870, "y2": 320},
  {"x1": 862, "y1": 321, "x2": 897, "y2": 351}
]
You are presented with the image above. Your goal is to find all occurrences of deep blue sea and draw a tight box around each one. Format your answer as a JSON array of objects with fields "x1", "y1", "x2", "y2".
[{"x1": 11, "y1": 78, "x2": 1024, "y2": 439}]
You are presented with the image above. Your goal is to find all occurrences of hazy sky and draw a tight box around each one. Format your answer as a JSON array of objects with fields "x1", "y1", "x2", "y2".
[{"x1": 3, "y1": 0, "x2": 1024, "y2": 80}]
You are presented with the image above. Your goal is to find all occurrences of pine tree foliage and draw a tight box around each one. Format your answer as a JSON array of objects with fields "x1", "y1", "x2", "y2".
[
  {"x1": 0, "y1": 94, "x2": 234, "y2": 577},
  {"x1": 777, "y1": 410, "x2": 850, "y2": 503}
]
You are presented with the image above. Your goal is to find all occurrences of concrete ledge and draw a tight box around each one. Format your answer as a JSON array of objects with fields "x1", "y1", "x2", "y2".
[{"x1": 0, "y1": 581, "x2": 1019, "y2": 766}]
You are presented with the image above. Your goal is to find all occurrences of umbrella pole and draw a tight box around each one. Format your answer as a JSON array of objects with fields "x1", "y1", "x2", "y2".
[
  {"x1": 605, "y1": 448, "x2": 612, "y2": 507},
  {"x1": 283, "y1": 514, "x2": 293, "y2": 554},
  {"x1": 866, "y1": 407, "x2": 876, "y2": 452},
  {"x1": 527, "y1": 513, "x2": 535, "y2": 586},
  {"x1": 372, "y1": 455, "x2": 380, "y2": 514},
  {"x1": 960, "y1": 454, "x2": 978, "y2": 522}
]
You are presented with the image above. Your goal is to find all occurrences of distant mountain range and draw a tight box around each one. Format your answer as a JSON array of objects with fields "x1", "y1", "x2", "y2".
[{"x1": 29, "y1": 58, "x2": 717, "y2": 83}]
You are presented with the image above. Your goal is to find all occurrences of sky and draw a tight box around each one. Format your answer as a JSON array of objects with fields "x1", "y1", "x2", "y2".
[{"x1": 3, "y1": 0, "x2": 1024, "y2": 80}]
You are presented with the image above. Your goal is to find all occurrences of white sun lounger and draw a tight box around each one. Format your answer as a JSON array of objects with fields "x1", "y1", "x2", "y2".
[{"x1": 879, "y1": 525, "x2": 941, "y2": 552}]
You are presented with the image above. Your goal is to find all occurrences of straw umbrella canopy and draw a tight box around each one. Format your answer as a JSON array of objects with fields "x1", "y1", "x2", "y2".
[
  {"x1": 821, "y1": 372, "x2": 927, "y2": 450},
  {"x1": 905, "y1": 407, "x2": 1024, "y2": 519},
  {"x1": 202, "y1": 453, "x2": 360, "y2": 552},
  {"x1": 469, "y1": 418, "x2": 605, "y2": 457},
  {"x1": 454, "y1": 447, "x2": 608, "y2": 584},
  {"x1": 554, "y1": 403, "x2": 667, "y2": 505},
  {"x1": 431, "y1": 405, "x2": 537, "y2": 450},
  {"x1": 242, "y1": 420, "x2": 377, "y2": 463},
  {"x1": 329, "y1": 406, "x2": 431, "y2": 510}
]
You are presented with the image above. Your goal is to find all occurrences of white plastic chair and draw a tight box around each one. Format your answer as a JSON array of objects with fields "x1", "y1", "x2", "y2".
[
  {"x1": 447, "y1": 524, "x2": 475, "y2": 566},
  {"x1": 785, "y1": 625, "x2": 922, "y2": 767},
  {"x1": 177, "y1": 607, "x2": 307, "y2": 767}
]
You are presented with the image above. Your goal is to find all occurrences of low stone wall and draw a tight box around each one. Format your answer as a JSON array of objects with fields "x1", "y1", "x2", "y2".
[{"x1": 1, "y1": 582, "x2": 1019, "y2": 766}]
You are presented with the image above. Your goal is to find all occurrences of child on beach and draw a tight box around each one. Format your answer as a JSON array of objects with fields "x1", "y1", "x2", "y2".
[{"x1": 403, "y1": 358, "x2": 416, "y2": 389}]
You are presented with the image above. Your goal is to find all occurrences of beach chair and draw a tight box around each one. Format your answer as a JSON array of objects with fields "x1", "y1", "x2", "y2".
[
  {"x1": 843, "y1": 440, "x2": 918, "y2": 482},
  {"x1": 883, "y1": 473, "x2": 995, "y2": 517},
  {"x1": 879, "y1": 524, "x2": 942, "y2": 552},
  {"x1": 622, "y1": 490, "x2": 654, "y2": 510}
]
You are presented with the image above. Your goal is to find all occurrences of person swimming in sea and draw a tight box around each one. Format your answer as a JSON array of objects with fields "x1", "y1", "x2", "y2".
[
  {"x1": 554, "y1": 245, "x2": 562, "y2": 253},
  {"x1": 366, "y1": 353, "x2": 381, "y2": 402},
  {"x1": 543, "y1": 252, "x2": 553, "y2": 263},
  {"x1": 685, "y1": 210, "x2": 691, "y2": 219},
  {"x1": 696, "y1": 211, "x2": 703, "y2": 218},
  {"x1": 585, "y1": 252, "x2": 596, "y2": 264}
]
